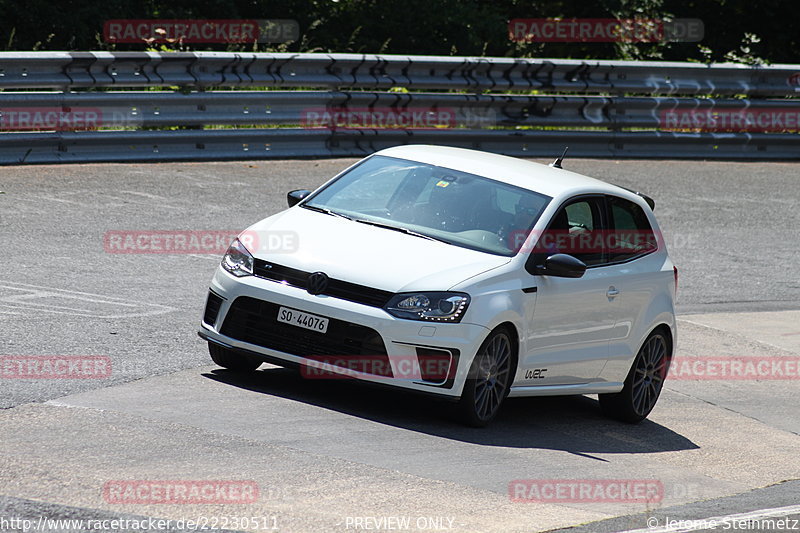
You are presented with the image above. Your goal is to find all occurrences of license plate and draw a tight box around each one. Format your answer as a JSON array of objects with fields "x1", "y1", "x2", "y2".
[{"x1": 276, "y1": 306, "x2": 329, "y2": 333}]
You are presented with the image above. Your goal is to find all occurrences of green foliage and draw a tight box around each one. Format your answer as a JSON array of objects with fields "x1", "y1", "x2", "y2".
[
  {"x1": 0, "y1": 0, "x2": 795, "y2": 62},
  {"x1": 723, "y1": 33, "x2": 766, "y2": 65}
]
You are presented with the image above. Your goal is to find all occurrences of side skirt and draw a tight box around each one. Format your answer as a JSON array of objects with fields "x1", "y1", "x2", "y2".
[{"x1": 508, "y1": 381, "x2": 625, "y2": 397}]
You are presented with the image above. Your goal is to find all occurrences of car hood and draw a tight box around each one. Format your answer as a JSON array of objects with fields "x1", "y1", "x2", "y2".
[{"x1": 244, "y1": 208, "x2": 511, "y2": 293}]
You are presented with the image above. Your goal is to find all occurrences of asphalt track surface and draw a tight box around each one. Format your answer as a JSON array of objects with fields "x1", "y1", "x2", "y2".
[{"x1": 0, "y1": 158, "x2": 798, "y2": 533}]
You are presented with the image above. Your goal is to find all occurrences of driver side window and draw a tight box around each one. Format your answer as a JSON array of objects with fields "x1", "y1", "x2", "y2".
[{"x1": 534, "y1": 197, "x2": 606, "y2": 266}]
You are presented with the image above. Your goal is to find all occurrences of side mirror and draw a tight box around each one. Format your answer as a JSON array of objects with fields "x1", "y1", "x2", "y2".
[
  {"x1": 287, "y1": 189, "x2": 311, "y2": 207},
  {"x1": 536, "y1": 253, "x2": 586, "y2": 278}
]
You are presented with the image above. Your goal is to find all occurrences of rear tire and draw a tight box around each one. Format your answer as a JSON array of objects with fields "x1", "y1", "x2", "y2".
[
  {"x1": 599, "y1": 330, "x2": 669, "y2": 423},
  {"x1": 208, "y1": 343, "x2": 262, "y2": 372},
  {"x1": 457, "y1": 328, "x2": 514, "y2": 427}
]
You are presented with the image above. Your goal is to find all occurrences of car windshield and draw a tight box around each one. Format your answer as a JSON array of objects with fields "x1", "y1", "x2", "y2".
[{"x1": 303, "y1": 155, "x2": 551, "y2": 256}]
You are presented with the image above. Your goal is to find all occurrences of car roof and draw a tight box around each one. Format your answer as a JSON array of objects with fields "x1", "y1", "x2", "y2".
[{"x1": 375, "y1": 144, "x2": 635, "y2": 201}]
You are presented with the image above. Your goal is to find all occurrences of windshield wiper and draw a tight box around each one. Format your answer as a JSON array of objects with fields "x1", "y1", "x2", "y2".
[
  {"x1": 354, "y1": 219, "x2": 451, "y2": 244},
  {"x1": 301, "y1": 204, "x2": 352, "y2": 220}
]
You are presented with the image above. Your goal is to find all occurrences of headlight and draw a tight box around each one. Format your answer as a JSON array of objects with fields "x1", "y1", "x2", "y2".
[
  {"x1": 221, "y1": 238, "x2": 254, "y2": 277},
  {"x1": 384, "y1": 292, "x2": 470, "y2": 323}
]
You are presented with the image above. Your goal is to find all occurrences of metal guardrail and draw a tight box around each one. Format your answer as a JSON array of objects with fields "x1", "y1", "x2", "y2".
[
  {"x1": 2, "y1": 52, "x2": 800, "y2": 95},
  {"x1": 5, "y1": 128, "x2": 799, "y2": 165},
  {"x1": 6, "y1": 90, "x2": 800, "y2": 128},
  {"x1": 1, "y1": 52, "x2": 799, "y2": 163}
]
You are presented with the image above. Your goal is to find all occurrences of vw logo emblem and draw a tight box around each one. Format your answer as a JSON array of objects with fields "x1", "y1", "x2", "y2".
[{"x1": 307, "y1": 272, "x2": 329, "y2": 295}]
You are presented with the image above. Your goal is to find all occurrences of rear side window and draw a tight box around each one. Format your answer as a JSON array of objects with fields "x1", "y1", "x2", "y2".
[{"x1": 607, "y1": 196, "x2": 658, "y2": 262}]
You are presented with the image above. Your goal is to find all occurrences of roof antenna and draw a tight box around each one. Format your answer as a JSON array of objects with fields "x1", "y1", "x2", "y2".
[{"x1": 550, "y1": 146, "x2": 568, "y2": 169}]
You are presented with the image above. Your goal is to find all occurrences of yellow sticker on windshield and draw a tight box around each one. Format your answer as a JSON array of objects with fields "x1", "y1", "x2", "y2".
[{"x1": 435, "y1": 180, "x2": 451, "y2": 188}]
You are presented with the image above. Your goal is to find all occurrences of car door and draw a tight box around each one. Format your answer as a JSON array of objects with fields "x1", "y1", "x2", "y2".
[
  {"x1": 517, "y1": 195, "x2": 617, "y2": 386},
  {"x1": 599, "y1": 194, "x2": 661, "y2": 377}
]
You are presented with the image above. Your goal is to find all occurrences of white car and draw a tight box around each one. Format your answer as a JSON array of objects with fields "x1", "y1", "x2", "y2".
[{"x1": 199, "y1": 145, "x2": 677, "y2": 426}]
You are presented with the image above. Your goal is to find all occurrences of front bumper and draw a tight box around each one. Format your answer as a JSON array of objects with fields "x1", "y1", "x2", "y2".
[{"x1": 198, "y1": 267, "x2": 490, "y2": 397}]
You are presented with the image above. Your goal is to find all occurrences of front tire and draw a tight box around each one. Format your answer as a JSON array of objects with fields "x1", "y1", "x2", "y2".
[
  {"x1": 599, "y1": 330, "x2": 670, "y2": 423},
  {"x1": 457, "y1": 329, "x2": 514, "y2": 427},
  {"x1": 208, "y1": 343, "x2": 262, "y2": 372}
]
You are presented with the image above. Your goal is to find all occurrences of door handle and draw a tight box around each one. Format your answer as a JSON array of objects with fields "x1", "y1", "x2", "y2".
[{"x1": 607, "y1": 286, "x2": 620, "y2": 298}]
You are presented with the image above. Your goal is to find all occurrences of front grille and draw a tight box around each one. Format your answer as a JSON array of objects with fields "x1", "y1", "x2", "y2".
[
  {"x1": 253, "y1": 259, "x2": 394, "y2": 308},
  {"x1": 220, "y1": 296, "x2": 392, "y2": 376},
  {"x1": 203, "y1": 291, "x2": 224, "y2": 327}
]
